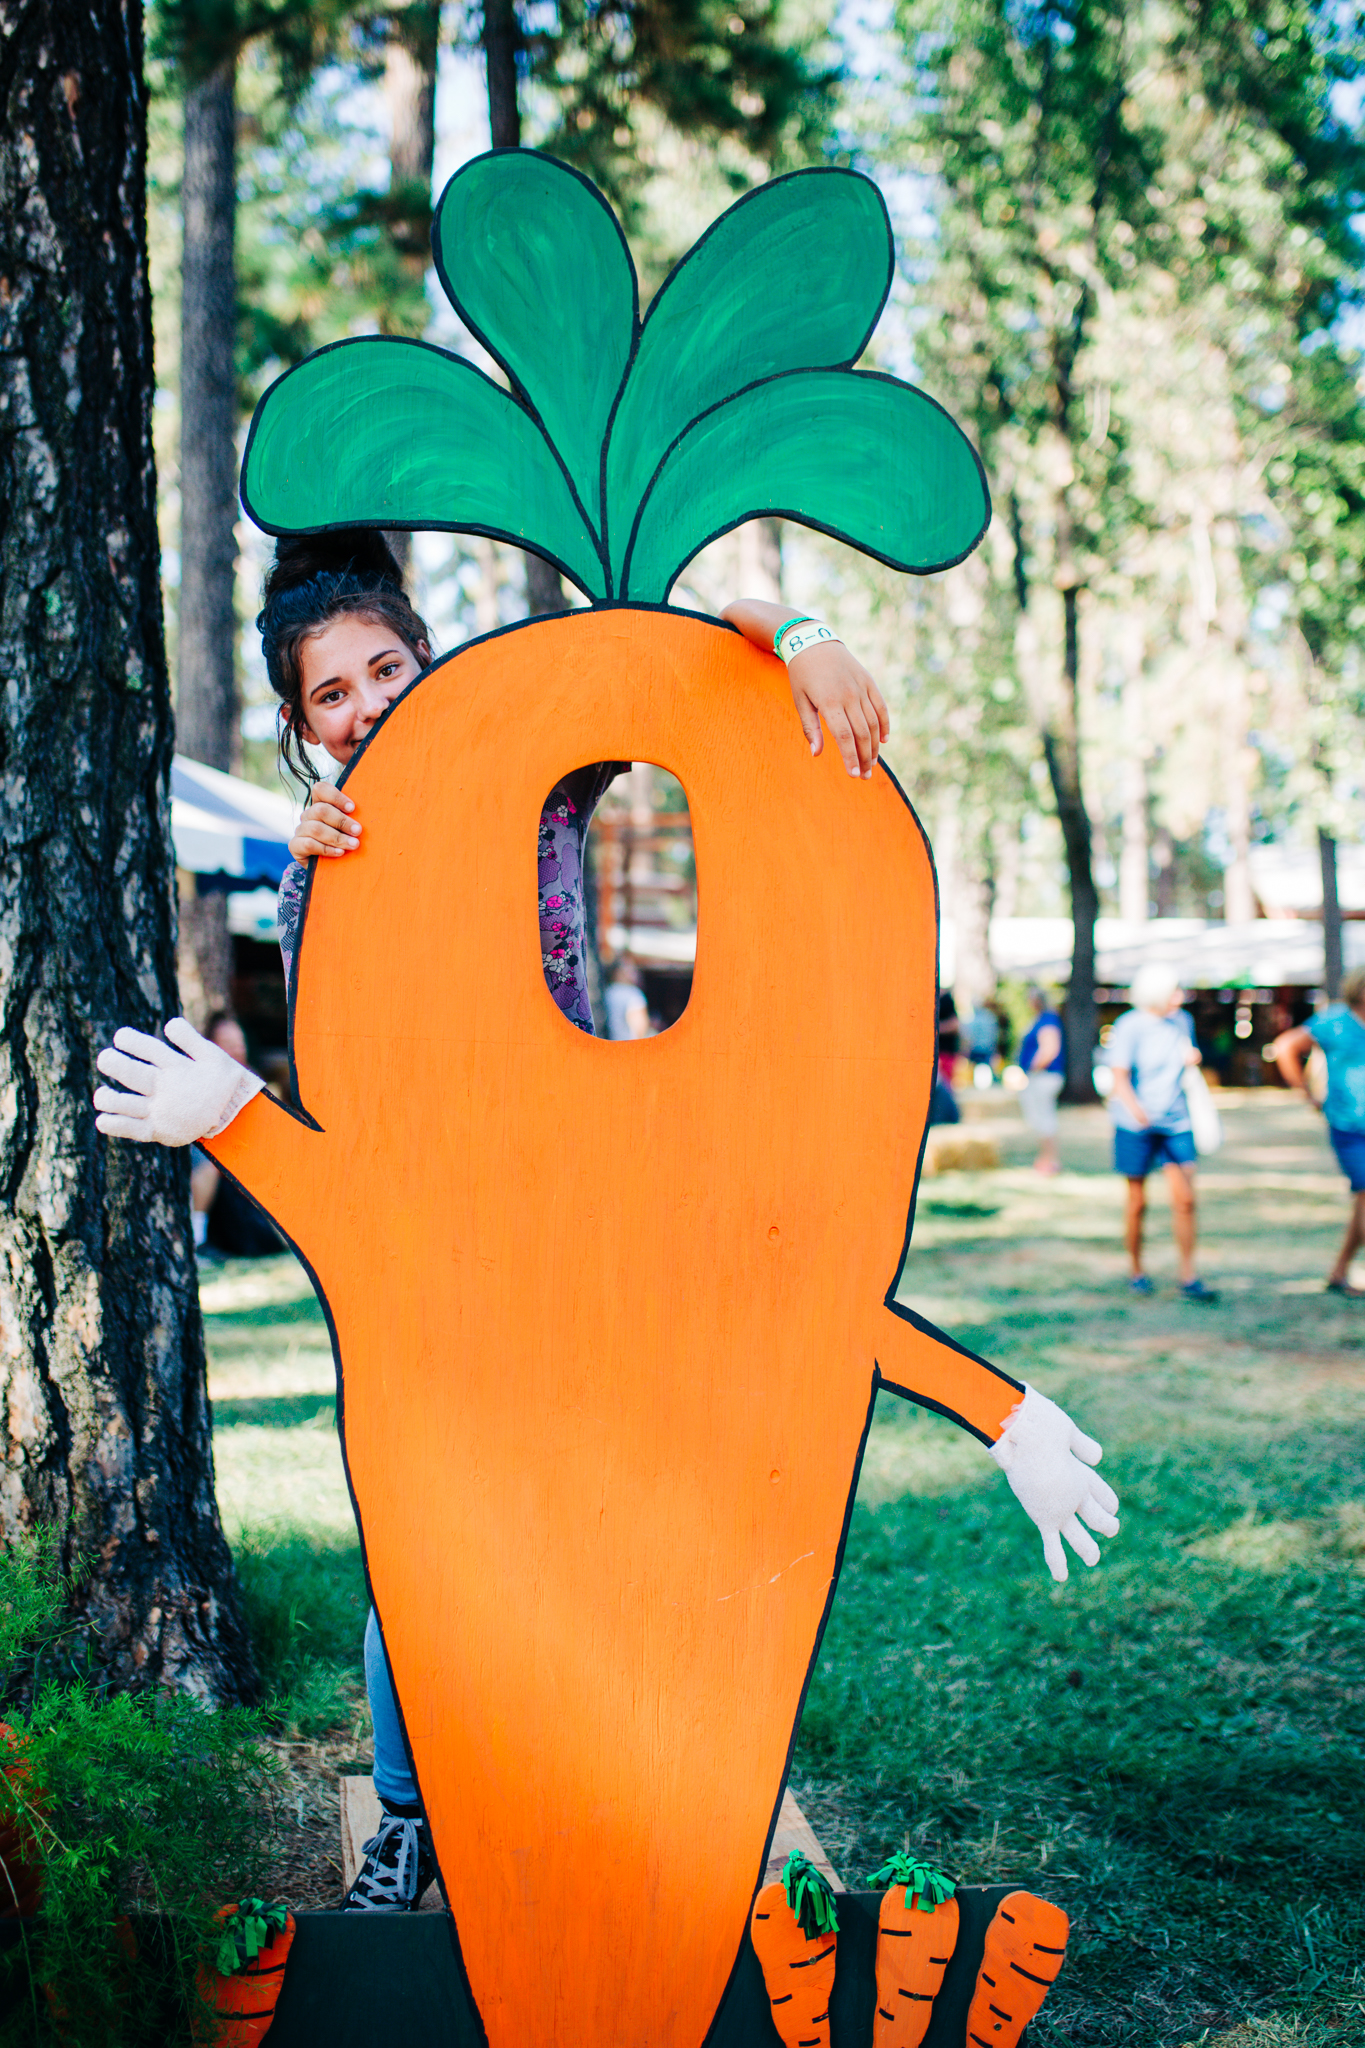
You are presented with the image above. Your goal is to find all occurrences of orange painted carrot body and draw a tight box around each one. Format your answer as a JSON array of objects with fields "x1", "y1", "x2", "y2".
[
  {"x1": 873, "y1": 1888, "x2": 959, "y2": 2048},
  {"x1": 209, "y1": 612, "x2": 1024, "y2": 2048},
  {"x1": 750, "y1": 1881, "x2": 837, "y2": 2048},
  {"x1": 966, "y1": 1891, "x2": 1069, "y2": 2048}
]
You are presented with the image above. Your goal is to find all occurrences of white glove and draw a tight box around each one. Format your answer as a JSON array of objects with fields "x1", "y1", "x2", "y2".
[
  {"x1": 93, "y1": 1019, "x2": 265, "y2": 1148},
  {"x1": 989, "y1": 1385, "x2": 1120, "y2": 1584}
]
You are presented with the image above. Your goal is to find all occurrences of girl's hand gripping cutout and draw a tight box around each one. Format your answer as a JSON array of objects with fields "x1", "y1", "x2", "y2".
[
  {"x1": 289, "y1": 782, "x2": 361, "y2": 861},
  {"x1": 989, "y1": 1387, "x2": 1120, "y2": 1583}
]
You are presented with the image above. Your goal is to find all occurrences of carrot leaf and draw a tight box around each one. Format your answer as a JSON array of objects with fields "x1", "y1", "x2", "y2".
[
  {"x1": 214, "y1": 1898, "x2": 289, "y2": 1976},
  {"x1": 781, "y1": 1850, "x2": 840, "y2": 1940},
  {"x1": 621, "y1": 368, "x2": 990, "y2": 602},
  {"x1": 604, "y1": 169, "x2": 892, "y2": 587},
  {"x1": 866, "y1": 1854, "x2": 956, "y2": 1913},
  {"x1": 433, "y1": 151, "x2": 636, "y2": 537},
  {"x1": 241, "y1": 337, "x2": 606, "y2": 600}
]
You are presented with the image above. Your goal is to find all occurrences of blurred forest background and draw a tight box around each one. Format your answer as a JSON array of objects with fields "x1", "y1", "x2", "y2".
[{"x1": 153, "y1": 0, "x2": 1365, "y2": 1041}]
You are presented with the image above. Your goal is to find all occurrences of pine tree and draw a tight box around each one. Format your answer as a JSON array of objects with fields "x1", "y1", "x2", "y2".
[{"x1": 0, "y1": 0, "x2": 256, "y2": 1702}]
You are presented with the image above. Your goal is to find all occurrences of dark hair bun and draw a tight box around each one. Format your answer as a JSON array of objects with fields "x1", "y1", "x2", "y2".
[{"x1": 263, "y1": 529, "x2": 404, "y2": 602}]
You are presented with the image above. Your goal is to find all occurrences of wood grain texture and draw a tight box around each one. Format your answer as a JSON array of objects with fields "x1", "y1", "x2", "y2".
[
  {"x1": 209, "y1": 607, "x2": 1023, "y2": 2048},
  {"x1": 765, "y1": 1789, "x2": 843, "y2": 1891}
]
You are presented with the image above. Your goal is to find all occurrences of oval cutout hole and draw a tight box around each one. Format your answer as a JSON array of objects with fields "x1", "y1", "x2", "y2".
[{"x1": 539, "y1": 763, "x2": 695, "y2": 1037}]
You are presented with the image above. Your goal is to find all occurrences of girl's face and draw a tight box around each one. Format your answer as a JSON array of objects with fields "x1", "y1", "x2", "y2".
[{"x1": 297, "y1": 613, "x2": 430, "y2": 766}]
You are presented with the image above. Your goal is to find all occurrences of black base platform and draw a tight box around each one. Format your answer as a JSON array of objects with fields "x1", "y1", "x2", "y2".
[{"x1": 262, "y1": 1887, "x2": 1032, "y2": 2046}]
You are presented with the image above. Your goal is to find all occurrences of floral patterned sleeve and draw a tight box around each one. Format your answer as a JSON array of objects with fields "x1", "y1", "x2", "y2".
[
  {"x1": 276, "y1": 859, "x2": 307, "y2": 989},
  {"x1": 275, "y1": 764, "x2": 626, "y2": 1034},
  {"x1": 538, "y1": 763, "x2": 627, "y2": 1034}
]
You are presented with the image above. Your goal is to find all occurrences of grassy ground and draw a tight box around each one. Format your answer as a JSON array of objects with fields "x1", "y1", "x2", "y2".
[{"x1": 204, "y1": 1087, "x2": 1365, "y2": 2046}]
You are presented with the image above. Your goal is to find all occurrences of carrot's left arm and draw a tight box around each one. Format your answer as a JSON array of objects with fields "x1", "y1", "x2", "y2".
[{"x1": 874, "y1": 1303, "x2": 1120, "y2": 1584}]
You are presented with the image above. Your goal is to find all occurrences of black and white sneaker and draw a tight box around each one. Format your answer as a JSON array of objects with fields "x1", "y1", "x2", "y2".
[{"x1": 342, "y1": 1805, "x2": 438, "y2": 1911}]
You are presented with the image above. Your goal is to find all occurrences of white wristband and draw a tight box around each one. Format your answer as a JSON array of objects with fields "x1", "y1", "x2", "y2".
[{"x1": 776, "y1": 618, "x2": 841, "y2": 663}]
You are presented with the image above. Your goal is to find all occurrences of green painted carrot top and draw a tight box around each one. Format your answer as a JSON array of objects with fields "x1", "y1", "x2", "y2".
[{"x1": 240, "y1": 150, "x2": 989, "y2": 601}]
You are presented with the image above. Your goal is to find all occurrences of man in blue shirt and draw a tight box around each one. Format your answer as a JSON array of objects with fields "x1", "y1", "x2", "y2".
[
  {"x1": 1107, "y1": 964, "x2": 1216, "y2": 1300},
  {"x1": 1272, "y1": 968, "x2": 1365, "y2": 1297},
  {"x1": 1019, "y1": 985, "x2": 1065, "y2": 1175}
]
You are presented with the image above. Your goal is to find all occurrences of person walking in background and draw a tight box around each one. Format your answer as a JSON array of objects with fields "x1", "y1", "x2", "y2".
[
  {"x1": 190, "y1": 1013, "x2": 282, "y2": 1262},
  {"x1": 1108, "y1": 965, "x2": 1217, "y2": 1301},
  {"x1": 605, "y1": 956, "x2": 651, "y2": 1041},
  {"x1": 930, "y1": 990, "x2": 961, "y2": 1125},
  {"x1": 937, "y1": 990, "x2": 960, "y2": 1083},
  {"x1": 1271, "y1": 968, "x2": 1365, "y2": 1298},
  {"x1": 1019, "y1": 986, "x2": 1065, "y2": 1175}
]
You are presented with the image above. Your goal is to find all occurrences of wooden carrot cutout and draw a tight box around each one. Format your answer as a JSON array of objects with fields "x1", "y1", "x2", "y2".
[
  {"x1": 866, "y1": 1855, "x2": 959, "y2": 2048},
  {"x1": 133, "y1": 148, "x2": 1115, "y2": 2048},
  {"x1": 750, "y1": 1852, "x2": 839, "y2": 2048},
  {"x1": 965, "y1": 1890, "x2": 1070, "y2": 2048}
]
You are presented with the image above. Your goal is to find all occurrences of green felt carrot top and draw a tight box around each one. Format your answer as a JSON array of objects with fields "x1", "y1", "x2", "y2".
[
  {"x1": 781, "y1": 1850, "x2": 840, "y2": 1940},
  {"x1": 866, "y1": 1854, "x2": 956, "y2": 1913},
  {"x1": 214, "y1": 1899, "x2": 290, "y2": 1976}
]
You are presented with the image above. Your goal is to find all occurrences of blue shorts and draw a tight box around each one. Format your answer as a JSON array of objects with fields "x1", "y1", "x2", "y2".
[
  {"x1": 1114, "y1": 1126, "x2": 1197, "y2": 1178},
  {"x1": 1329, "y1": 1126, "x2": 1365, "y2": 1193}
]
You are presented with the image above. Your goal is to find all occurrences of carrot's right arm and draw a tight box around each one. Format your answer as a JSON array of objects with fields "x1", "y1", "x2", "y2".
[
  {"x1": 873, "y1": 1301, "x2": 1022, "y2": 1446},
  {"x1": 873, "y1": 1301, "x2": 1120, "y2": 1584}
]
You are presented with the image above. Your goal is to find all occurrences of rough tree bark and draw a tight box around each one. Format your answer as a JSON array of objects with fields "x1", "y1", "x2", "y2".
[
  {"x1": 482, "y1": 0, "x2": 567, "y2": 618},
  {"x1": 177, "y1": 60, "x2": 238, "y2": 1026},
  {"x1": 0, "y1": 0, "x2": 257, "y2": 1702}
]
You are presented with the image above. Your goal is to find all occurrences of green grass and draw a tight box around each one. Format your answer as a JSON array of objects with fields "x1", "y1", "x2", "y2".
[
  {"x1": 202, "y1": 1090, "x2": 1365, "y2": 2042},
  {"x1": 202, "y1": 1259, "x2": 366, "y2": 1733}
]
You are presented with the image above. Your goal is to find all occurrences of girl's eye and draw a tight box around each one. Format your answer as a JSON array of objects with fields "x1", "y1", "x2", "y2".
[{"x1": 377, "y1": 662, "x2": 401, "y2": 680}]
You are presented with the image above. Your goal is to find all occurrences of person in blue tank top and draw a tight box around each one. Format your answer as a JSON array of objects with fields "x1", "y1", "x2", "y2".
[{"x1": 1272, "y1": 968, "x2": 1365, "y2": 1297}]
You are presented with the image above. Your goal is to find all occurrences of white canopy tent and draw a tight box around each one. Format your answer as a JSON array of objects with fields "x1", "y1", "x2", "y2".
[
  {"x1": 939, "y1": 916, "x2": 1364, "y2": 991},
  {"x1": 171, "y1": 756, "x2": 297, "y2": 938}
]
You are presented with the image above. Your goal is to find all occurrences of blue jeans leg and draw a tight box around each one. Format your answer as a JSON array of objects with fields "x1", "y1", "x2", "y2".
[{"x1": 364, "y1": 1607, "x2": 420, "y2": 1810}]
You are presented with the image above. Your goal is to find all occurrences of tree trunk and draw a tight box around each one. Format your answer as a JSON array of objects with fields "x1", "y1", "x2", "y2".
[
  {"x1": 1320, "y1": 827, "x2": 1342, "y2": 999},
  {"x1": 738, "y1": 517, "x2": 784, "y2": 604},
  {"x1": 1118, "y1": 626, "x2": 1149, "y2": 925},
  {"x1": 526, "y1": 552, "x2": 569, "y2": 616},
  {"x1": 1044, "y1": 587, "x2": 1098, "y2": 1103},
  {"x1": 483, "y1": 0, "x2": 521, "y2": 149},
  {"x1": 385, "y1": 2, "x2": 438, "y2": 219},
  {"x1": 0, "y1": 0, "x2": 257, "y2": 1702},
  {"x1": 178, "y1": 60, "x2": 238, "y2": 1023},
  {"x1": 383, "y1": 0, "x2": 441, "y2": 583},
  {"x1": 481, "y1": 0, "x2": 568, "y2": 618}
]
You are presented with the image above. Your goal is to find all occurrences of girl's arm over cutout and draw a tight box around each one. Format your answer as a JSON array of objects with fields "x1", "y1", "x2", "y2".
[{"x1": 722, "y1": 597, "x2": 891, "y2": 781}]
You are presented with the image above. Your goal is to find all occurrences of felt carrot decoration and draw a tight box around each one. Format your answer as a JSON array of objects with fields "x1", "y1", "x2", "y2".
[
  {"x1": 749, "y1": 1853, "x2": 839, "y2": 2048},
  {"x1": 0, "y1": 1722, "x2": 44, "y2": 1919},
  {"x1": 195, "y1": 1900, "x2": 295, "y2": 2048},
  {"x1": 866, "y1": 1855, "x2": 959, "y2": 2048},
  {"x1": 966, "y1": 1890, "x2": 1069, "y2": 2048}
]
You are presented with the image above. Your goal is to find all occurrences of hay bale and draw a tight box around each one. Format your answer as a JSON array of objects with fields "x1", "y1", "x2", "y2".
[{"x1": 923, "y1": 1130, "x2": 1001, "y2": 1176}]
